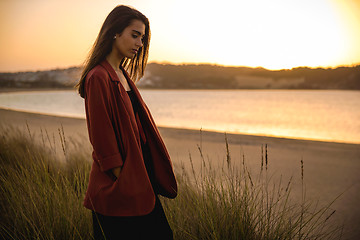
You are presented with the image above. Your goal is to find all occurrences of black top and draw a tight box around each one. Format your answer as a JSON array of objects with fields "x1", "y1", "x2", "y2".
[
  {"x1": 126, "y1": 90, "x2": 139, "y2": 116},
  {"x1": 126, "y1": 90, "x2": 157, "y2": 192}
]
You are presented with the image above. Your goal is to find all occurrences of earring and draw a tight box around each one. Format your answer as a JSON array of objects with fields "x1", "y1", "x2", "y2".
[{"x1": 113, "y1": 35, "x2": 116, "y2": 39}]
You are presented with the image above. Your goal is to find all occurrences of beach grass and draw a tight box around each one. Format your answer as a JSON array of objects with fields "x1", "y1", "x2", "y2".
[{"x1": 0, "y1": 125, "x2": 343, "y2": 239}]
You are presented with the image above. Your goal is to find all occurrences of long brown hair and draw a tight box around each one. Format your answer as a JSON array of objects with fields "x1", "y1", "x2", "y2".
[{"x1": 76, "y1": 5, "x2": 150, "y2": 98}]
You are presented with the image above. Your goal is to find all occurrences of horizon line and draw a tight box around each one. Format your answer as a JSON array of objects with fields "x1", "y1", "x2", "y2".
[{"x1": 1, "y1": 61, "x2": 360, "y2": 74}]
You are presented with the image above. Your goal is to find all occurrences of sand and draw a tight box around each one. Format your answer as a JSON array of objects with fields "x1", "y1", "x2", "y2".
[{"x1": 0, "y1": 107, "x2": 359, "y2": 239}]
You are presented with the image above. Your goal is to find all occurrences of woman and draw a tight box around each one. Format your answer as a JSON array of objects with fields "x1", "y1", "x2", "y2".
[{"x1": 76, "y1": 5, "x2": 177, "y2": 240}]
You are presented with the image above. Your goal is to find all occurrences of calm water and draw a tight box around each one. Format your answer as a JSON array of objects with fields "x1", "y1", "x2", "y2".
[{"x1": 0, "y1": 89, "x2": 359, "y2": 144}]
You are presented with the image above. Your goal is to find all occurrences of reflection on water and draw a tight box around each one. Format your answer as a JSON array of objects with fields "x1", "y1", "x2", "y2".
[{"x1": 0, "y1": 89, "x2": 359, "y2": 144}]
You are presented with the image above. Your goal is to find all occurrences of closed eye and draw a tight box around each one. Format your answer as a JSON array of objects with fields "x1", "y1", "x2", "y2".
[{"x1": 132, "y1": 30, "x2": 145, "y2": 41}]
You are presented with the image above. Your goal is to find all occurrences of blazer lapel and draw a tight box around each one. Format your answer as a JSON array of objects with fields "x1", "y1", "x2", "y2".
[{"x1": 100, "y1": 60, "x2": 141, "y2": 145}]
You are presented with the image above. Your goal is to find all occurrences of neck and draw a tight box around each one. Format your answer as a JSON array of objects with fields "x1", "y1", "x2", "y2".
[{"x1": 106, "y1": 51, "x2": 124, "y2": 72}]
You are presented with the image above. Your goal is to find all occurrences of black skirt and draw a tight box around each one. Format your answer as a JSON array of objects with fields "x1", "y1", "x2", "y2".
[{"x1": 92, "y1": 196, "x2": 173, "y2": 240}]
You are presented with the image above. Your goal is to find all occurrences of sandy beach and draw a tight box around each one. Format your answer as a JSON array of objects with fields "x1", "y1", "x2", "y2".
[{"x1": 0, "y1": 108, "x2": 359, "y2": 239}]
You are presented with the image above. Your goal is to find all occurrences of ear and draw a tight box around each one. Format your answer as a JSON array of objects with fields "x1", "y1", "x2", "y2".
[{"x1": 114, "y1": 33, "x2": 121, "y2": 39}]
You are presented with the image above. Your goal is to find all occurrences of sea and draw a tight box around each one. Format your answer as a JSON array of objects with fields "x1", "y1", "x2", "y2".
[{"x1": 0, "y1": 89, "x2": 359, "y2": 144}]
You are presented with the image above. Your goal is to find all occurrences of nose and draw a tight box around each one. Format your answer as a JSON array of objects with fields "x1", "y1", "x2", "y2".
[{"x1": 136, "y1": 38, "x2": 143, "y2": 47}]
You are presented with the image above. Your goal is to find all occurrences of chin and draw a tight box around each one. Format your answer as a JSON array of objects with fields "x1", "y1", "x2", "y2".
[{"x1": 126, "y1": 54, "x2": 136, "y2": 59}]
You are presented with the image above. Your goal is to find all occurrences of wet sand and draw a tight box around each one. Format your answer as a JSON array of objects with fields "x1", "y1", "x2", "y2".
[{"x1": 0, "y1": 108, "x2": 359, "y2": 239}]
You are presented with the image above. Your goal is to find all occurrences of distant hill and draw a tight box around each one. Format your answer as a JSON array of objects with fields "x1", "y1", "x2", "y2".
[
  {"x1": 0, "y1": 63, "x2": 359, "y2": 90},
  {"x1": 0, "y1": 67, "x2": 80, "y2": 89}
]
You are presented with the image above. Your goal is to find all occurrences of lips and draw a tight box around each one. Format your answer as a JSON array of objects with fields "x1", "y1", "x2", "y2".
[{"x1": 132, "y1": 49, "x2": 138, "y2": 54}]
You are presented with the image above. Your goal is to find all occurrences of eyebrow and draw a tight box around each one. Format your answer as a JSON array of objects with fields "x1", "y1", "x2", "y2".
[{"x1": 132, "y1": 30, "x2": 145, "y2": 37}]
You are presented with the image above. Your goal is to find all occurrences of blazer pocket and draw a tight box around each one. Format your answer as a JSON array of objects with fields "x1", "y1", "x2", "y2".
[{"x1": 105, "y1": 169, "x2": 118, "y2": 182}]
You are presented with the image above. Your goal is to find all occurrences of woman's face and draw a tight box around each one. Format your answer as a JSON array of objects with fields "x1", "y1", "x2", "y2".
[{"x1": 113, "y1": 19, "x2": 145, "y2": 59}]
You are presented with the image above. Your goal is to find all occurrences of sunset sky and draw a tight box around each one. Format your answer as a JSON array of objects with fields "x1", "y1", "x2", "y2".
[{"x1": 1, "y1": 0, "x2": 360, "y2": 72}]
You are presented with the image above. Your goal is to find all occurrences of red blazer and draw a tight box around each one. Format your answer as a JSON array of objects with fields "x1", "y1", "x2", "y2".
[{"x1": 83, "y1": 60, "x2": 177, "y2": 216}]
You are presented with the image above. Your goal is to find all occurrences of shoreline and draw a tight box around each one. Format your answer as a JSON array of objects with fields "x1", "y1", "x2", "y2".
[
  {"x1": 1, "y1": 88, "x2": 359, "y2": 146},
  {"x1": 0, "y1": 87, "x2": 75, "y2": 93},
  {"x1": 0, "y1": 107, "x2": 358, "y2": 147}
]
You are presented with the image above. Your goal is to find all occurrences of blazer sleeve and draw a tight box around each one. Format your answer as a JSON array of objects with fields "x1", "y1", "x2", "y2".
[{"x1": 85, "y1": 71, "x2": 124, "y2": 172}]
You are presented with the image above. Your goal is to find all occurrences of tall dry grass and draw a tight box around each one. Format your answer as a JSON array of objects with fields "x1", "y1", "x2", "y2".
[
  {"x1": 0, "y1": 125, "x2": 343, "y2": 239},
  {"x1": 0, "y1": 125, "x2": 92, "y2": 239},
  {"x1": 161, "y1": 133, "x2": 343, "y2": 239}
]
